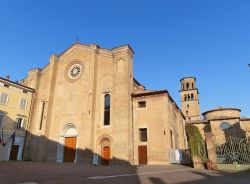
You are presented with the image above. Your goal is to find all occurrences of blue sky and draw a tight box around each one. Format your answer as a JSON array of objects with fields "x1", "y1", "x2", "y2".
[{"x1": 0, "y1": 0, "x2": 249, "y2": 116}]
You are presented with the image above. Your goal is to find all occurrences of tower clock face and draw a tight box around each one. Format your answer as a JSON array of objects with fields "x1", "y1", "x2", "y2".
[{"x1": 68, "y1": 64, "x2": 82, "y2": 79}]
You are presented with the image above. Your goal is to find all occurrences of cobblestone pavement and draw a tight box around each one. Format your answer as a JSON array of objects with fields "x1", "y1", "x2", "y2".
[{"x1": 0, "y1": 162, "x2": 249, "y2": 184}]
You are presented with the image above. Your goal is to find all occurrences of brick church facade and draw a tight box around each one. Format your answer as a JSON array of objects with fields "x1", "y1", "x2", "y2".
[{"x1": 21, "y1": 43, "x2": 187, "y2": 165}]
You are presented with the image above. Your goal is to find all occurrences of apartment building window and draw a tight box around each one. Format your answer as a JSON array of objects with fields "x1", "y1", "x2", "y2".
[
  {"x1": 16, "y1": 117, "x2": 27, "y2": 129},
  {"x1": 139, "y1": 128, "x2": 147, "y2": 142},
  {"x1": 0, "y1": 93, "x2": 9, "y2": 105},
  {"x1": 20, "y1": 98, "x2": 27, "y2": 109},
  {"x1": 138, "y1": 101, "x2": 146, "y2": 108},
  {"x1": 104, "y1": 94, "x2": 110, "y2": 126},
  {"x1": 0, "y1": 114, "x2": 3, "y2": 128}
]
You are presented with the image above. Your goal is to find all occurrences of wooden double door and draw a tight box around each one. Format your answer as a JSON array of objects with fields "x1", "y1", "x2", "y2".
[
  {"x1": 101, "y1": 146, "x2": 110, "y2": 165},
  {"x1": 64, "y1": 137, "x2": 77, "y2": 162},
  {"x1": 138, "y1": 145, "x2": 148, "y2": 165}
]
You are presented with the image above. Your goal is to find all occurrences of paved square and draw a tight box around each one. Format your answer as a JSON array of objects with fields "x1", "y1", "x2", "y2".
[{"x1": 0, "y1": 162, "x2": 249, "y2": 184}]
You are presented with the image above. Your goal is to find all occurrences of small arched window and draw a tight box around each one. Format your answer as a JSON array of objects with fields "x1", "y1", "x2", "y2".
[
  {"x1": 188, "y1": 94, "x2": 191, "y2": 100},
  {"x1": 104, "y1": 94, "x2": 111, "y2": 126},
  {"x1": 184, "y1": 94, "x2": 187, "y2": 101},
  {"x1": 192, "y1": 82, "x2": 194, "y2": 89},
  {"x1": 186, "y1": 83, "x2": 190, "y2": 90},
  {"x1": 219, "y1": 122, "x2": 231, "y2": 130},
  {"x1": 191, "y1": 93, "x2": 194, "y2": 100}
]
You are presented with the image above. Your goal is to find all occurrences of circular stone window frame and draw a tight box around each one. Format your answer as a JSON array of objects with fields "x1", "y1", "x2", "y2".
[{"x1": 64, "y1": 60, "x2": 84, "y2": 82}]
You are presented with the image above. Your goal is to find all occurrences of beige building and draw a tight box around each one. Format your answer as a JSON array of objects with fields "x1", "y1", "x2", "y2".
[
  {"x1": 21, "y1": 43, "x2": 187, "y2": 165},
  {"x1": 0, "y1": 77, "x2": 34, "y2": 161},
  {"x1": 180, "y1": 77, "x2": 250, "y2": 145},
  {"x1": 190, "y1": 107, "x2": 250, "y2": 145}
]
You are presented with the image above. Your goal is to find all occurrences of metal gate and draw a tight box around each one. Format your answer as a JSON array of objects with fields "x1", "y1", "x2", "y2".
[{"x1": 216, "y1": 137, "x2": 250, "y2": 164}]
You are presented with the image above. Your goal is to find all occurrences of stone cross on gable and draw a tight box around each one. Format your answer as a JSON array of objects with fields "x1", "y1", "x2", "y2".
[{"x1": 76, "y1": 36, "x2": 80, "y2": 43}]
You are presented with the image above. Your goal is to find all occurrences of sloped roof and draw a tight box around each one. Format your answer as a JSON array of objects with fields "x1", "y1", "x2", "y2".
[{"x1": 0, "y1": 76, "x2": 35, "y2": 92}]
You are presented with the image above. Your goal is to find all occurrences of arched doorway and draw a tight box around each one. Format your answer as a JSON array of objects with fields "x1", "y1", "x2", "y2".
[
  {"x1": 64, "y1": 136, "x2": 77, "y2": 162},
  {"x1": 57, "y1": 123, "x2": 78, "y2": 163},
  {"x1": 100, "y1": 137, "x2": 111, "y2": 166}
]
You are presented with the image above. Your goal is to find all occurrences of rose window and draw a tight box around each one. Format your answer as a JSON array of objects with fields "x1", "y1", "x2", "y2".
[{"x1": 68, "y1": 64, "x2": 82, "y2": 79}]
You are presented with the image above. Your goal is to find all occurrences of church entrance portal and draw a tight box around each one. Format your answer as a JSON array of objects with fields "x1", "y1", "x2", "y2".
[
  {"x1": 57, "y1": 123, "x2": 78, "y2": 163},
  {"x1": 101, "y1": 146, "x2": 110, "y2": 165},
  {"x1": 64, "y1": 137, "x2": 77, "y2": 162},
  {"x1": 100, "y1": 137, "x2": 111, "y2": 166}
]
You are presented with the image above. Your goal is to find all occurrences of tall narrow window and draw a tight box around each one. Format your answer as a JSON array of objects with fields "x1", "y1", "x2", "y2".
[
  {"x1": 186, "y1": 83, "x2": 189, "y2": 90},
  {"x1": 39, "y1": 101, "x2": 45, "y2": 130},
  {"x1": 191, "y1": 93, "x2": 194, "y2": 100},
  {"x1": 139, "y1": 128, "x2": 147, "y2": 142},
  {"x1": 104, "y1": 94, "x2": 110, "y2": 126},
  {"x1": 170, "y1": 130, "x2": 174, "y2": 149}
]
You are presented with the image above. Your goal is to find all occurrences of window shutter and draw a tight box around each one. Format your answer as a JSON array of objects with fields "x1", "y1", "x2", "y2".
[
  {"x1": 0, "y1": 93, "x2": 4, "y2": 104},
  {"x1": 5, "y1": 94, "x2": 8, "y2": 103},
  {"x1": 0, "y1": 115, "x2": 3, "y2": 128},
  {"x1": 15, "y1": 117, "x2": 19, "y2": 128},
  {"x1": 20, "y1": 99, "x2": 23, "y2": 108},
  {"x1": 3, "y1": 94, "x2": 7, "y2": 104},
  {"x1": 20, "y1": 99, "x2": 27, "y2": 109},
  {"x1": 0, "y1": 93, "x2": 8, "y2": 104},
  {"x1": 22, "y1": 119, "x2": 27, "y2": 129},
  {"x1": 24, "y1": 99, "x2": 27, "y2": 109}
]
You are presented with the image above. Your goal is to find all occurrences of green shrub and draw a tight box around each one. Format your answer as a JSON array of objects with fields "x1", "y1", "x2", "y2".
[{"x1": 185, "y1": 124, "x2": 207, "y2": 162}]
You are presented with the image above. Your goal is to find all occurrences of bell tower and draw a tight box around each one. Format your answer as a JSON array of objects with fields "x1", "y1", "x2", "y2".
[{"x1": 180, "y1": 77, "x2": 201, "y2": 121}]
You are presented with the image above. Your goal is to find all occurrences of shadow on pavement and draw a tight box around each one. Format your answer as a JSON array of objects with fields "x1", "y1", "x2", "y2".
[
  {"x1": 1, "y1": 131, "x2": 250, "y2": 184},
  {"x1": 149, "y1": 169, "x2": 250, "y2": 184}
]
